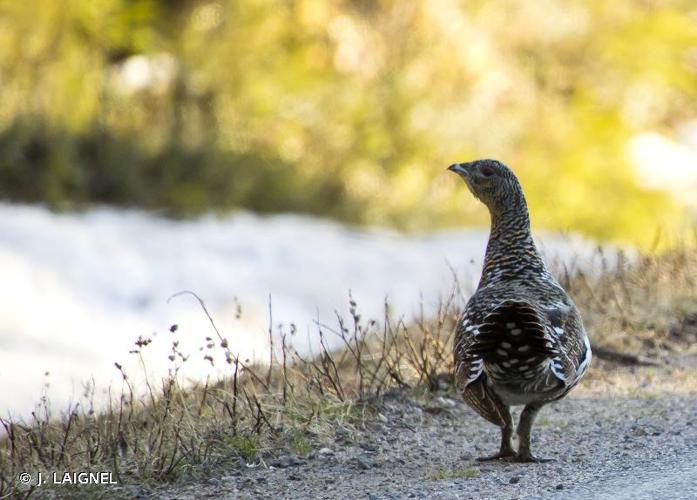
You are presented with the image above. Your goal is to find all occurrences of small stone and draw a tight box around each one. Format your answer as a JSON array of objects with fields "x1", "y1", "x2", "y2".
[
  {"x1": 555, "y1": 484, "x2": 564, "y2": 490},
  {"x1": 271, "y1": 454, "x2": 303, "y2": 468},
  {"x1": 318, "y1": 447, "x2": 334, "y2": 455},
  {"x1": 438, "y1": 396, "x2": 456, "y2": 408},
  {"x1": 425, "y1": 396, "x2": 455, "y2": 414},
  {"x1": 207, "y1": 478, "x2": 220, "y2": 486},
  {"x1": 288, "y1": 473, "x2": 302, "y2": 481},
  {"x1": 509, "y1": 476, "x2": 521, "y2": 484},
  {"x1": 356, "y1": 455, "x2": 376, "y2": 470},
  {"x1": 360, "y1": 442, "x2": 379, "y2": 452},
  {"x1": 377, "y1": 413, "x2": 388, "y2": 423},
  {"x1": 335, "y1": 426, "x2": 352, "y2": 441},
  {"x1": 125, "y1": 486, "x2": 150, "y2": 499},
  {"x1": 633, "y1": 426, "x2": 647, "y2": 436}
]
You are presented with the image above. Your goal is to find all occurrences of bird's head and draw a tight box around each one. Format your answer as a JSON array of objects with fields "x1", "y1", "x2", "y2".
[{"x1": 448, "y1": 159, "x2": 525, "y2": 214}]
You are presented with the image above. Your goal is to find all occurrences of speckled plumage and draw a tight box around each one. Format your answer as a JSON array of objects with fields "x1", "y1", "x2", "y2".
[{"x1": 448, "y1": 159, "x2": 591, "y2": 462}]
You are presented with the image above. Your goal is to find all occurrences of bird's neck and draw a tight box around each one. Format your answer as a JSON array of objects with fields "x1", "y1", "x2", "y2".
[{"x1": 479, "y1": 197, "x2": 547, "y2": 286}]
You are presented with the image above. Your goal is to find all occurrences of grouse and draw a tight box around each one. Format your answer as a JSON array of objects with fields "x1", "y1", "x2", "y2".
[{"x1": 448, "y1": 159, "x2": 591, "y2": 463}]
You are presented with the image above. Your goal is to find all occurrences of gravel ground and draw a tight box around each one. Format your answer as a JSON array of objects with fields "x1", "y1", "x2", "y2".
[
  {"x1": 147, "y1": 362, "x2": 697, "y2": 500},
  {"x1": 33, "y1": 362, "x2": 697, "y2": 499}
]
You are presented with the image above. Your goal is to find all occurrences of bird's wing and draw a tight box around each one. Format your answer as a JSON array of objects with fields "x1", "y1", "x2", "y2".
[
  {"x1": 473, "y1": 300, "x2": 558, "y2": 359},
  {"x1": 455, "y1": 297, "x2": 591, "y2": 394},
  {"x1": 544, "y1": 303, "x2": 592, "y2": 388},
  {"x1": 465, "y1": 299, "x2": 564, "y2": 387},
  {"x1": 453, "y1": 307, "x2": 485, "y2": 390}
]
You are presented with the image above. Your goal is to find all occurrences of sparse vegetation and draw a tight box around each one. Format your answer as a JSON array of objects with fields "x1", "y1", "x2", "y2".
[
  {"x1": 0, "y1": 285, "x2": 460, "y2": 497},
  {"x1": 1, "y1": 242, "x2": 696, "y2": 497},
  {"x1": 560, "y1": 240, "x2": 697, "y2": 353}
]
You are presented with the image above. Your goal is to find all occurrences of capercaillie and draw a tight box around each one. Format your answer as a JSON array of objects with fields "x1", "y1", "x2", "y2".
[{"x1": 448, "y1": 159, "x2": 592, "y2": 462}]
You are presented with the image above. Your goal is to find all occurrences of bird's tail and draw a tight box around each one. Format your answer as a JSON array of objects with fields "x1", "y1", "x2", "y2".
[{"x1": 470, "y1": 300, "x2": 557, "y2": 381}]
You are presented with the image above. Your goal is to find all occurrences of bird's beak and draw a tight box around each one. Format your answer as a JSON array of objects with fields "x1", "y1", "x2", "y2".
[{"x1": 447, "y1": 162, "x2": 472, "y2": 176}]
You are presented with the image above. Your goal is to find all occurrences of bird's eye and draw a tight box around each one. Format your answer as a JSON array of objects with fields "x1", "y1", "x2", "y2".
[{"x1": 481, "y1": 166, "x2": 495, "y2": 177}]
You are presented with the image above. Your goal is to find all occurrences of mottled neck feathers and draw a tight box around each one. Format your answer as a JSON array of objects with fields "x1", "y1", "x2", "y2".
[{"x1": 480, "y1": 186, "x2": 546, "y2": 286}]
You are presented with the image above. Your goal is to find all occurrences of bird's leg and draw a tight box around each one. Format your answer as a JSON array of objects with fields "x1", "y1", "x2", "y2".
[
  {"x1": 462, "y1": 378, "x2": 516, "y2": 461},
  {"x1": 514, "y1": 402, "x2": 553, "y2": 463},
  {"x1": 476, "y1": 408, "x2": 515, "y2": 461}
]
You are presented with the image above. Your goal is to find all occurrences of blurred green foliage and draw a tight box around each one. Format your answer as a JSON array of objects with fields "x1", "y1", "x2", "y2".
[{"x1": 0, "y1": 0, "x2": 695, "y2": 246}]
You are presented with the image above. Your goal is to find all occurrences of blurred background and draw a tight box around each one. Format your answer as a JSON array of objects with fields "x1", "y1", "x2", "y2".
[
  {"x1": 1, "y1": 0, "x2": 696, "y2": 416},
  {"x1": 1, "y1": 0, "x2": 696, "y2": 243}
]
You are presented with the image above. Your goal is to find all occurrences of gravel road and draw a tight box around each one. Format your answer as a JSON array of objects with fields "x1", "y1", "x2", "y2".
[{"x1": 565, "y1": 454, "x2": 697, "y2": 500}]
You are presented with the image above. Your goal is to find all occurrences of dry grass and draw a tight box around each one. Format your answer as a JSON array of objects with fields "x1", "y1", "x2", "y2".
[
  {"x1": 1, "y1": 240, "x2": 696, "y2": 497},
  {"x1": 560, "y1": 240, "x2": 697, "y2": 354},
  {"x1": 578, "y1": 362, "x2": 697, "y2": 400},
  {"x1": 0, "y1": 288, "x2": 460, "y2": 497}
]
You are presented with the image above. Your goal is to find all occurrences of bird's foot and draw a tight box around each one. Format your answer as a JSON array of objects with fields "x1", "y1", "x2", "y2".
[
  {"x1": 476, "y1": 448, "x2": 516, "y2": 462},
  {"x1": 512, "y1": 451, "x2": 554, "y2": 463}
]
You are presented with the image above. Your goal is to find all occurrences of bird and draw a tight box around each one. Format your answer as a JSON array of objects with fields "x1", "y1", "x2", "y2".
[{"x1": 448, "y1": 159, "x2": 591, "y2": 463}]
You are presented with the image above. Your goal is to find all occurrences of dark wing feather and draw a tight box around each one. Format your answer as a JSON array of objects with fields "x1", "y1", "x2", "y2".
[
  {"x1": 453, "y1": 308, "x2": 485, "y2": 390},
  {"x1": 462, "y1": 377, "x2": 509, "y2": 426},
  {"x1": 544, "y1": 303, "x2": 592, "y2": 390},
  {"x1": 472, "y1": 300, "x2": 557, "y2": 360}
]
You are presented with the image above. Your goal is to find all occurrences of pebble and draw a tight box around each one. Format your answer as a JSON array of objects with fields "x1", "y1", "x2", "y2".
[
  {"x1": 335, "y1": 426, "x2": 352, "y2": 441},
  {"x1": 356, "y1": 455, "x2": 377, "y2": 470},
  {"x1": 432, "y1": 396, "x2": 457, "y2": 409},
  {"x1": 360, "y1": 442, "x2": 379, "y2": 452},
  {"x1": 271, "y1": 454, "x2": 304, "y2": 468}
]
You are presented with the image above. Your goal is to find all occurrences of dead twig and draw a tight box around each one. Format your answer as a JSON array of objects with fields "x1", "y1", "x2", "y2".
[{"x1": 591, "y1": 344, "x2": 662, "y2": 367}]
